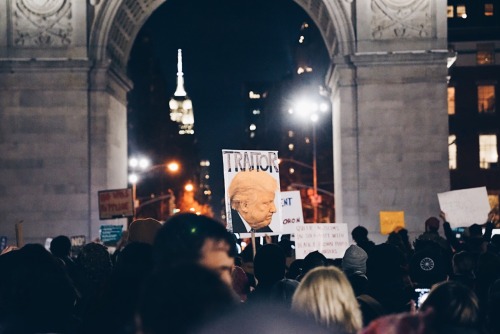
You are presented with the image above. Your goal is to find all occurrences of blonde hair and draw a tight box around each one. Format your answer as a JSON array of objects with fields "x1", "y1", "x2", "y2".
[
  {"x1": 291, "y1": 266, "x2": 363, "y2": 333},
  {"x1": 228, "y1": 170, "x2": 278, "y2": 209}
]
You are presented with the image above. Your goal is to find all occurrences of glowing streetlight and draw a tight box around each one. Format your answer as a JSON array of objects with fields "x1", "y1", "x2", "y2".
[
  {"x1": 184, "y1": 182, "x2": 194, "y2": 192},
  {"x1": 167, "y1": 161, "x2": 180, "y2": 173},
  {"x1": 289, "y1": 96, "x2": 330, "y2": 223}
]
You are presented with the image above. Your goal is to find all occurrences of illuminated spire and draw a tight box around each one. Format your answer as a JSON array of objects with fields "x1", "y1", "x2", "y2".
[{"x1": 174, "y1": 49, "x2": 187, "y2": 97}]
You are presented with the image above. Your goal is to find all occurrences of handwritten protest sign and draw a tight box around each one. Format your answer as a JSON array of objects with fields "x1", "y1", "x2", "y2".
[
  {"x1": 437, "y1": 187, "x2": 491, "y2": 228},
  {"x1": 222, "y1": 149, "x2": 282, "y2": 236},
  {"x1": 294, "y1": 223, "x2": 349, "y2": 259},
  {"x1": 281, "y1": 191, "x2": 304, "y2": 234},
  {"x1": 380, "y1": 211, "x2": 405, "y2": 235},
  {"x1": 98, "y1": 188, "x2": 134, "y2": 219}
]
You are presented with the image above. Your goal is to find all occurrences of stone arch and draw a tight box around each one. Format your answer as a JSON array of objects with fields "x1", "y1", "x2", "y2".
[{"x1": 90, "y1": 0, "x2": 355, "y2": 74}]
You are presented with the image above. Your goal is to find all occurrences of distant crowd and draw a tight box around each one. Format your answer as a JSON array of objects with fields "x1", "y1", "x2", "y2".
[{"x1": 1, "y1": 208, "x2": 500, "y2": 334}]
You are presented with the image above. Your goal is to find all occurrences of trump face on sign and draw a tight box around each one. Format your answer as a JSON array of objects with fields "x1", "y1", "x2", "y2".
[{"x1": 228, "y1": 169, "x2": 279, "y2": 233}]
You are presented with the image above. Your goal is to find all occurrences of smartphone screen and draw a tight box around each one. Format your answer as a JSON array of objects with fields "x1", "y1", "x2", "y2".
[{"x1": 414, "y1": 288, "x2": 430, "y2": 309}]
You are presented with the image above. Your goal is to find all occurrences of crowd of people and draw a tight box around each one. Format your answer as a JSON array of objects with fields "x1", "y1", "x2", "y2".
[{"x1": 1, "y1": 210, "x2": 500, "y2": 334}]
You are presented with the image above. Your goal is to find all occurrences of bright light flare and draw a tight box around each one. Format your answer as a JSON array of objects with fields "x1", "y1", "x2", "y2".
[
  {"x1": 167, "y1": 162, "x2": 180, "y2": 172},
  {"x1": 129, "y1": 173, "x2": 139, "y2": 184},
  {"x1": 185, "y1": 183, "x2": 194, "y2": 192}
]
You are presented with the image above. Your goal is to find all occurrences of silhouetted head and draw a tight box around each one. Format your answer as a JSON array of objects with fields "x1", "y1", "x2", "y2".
[
  {"x1": 352, "y1": 226, "x2": 369, "y2": 243},
  {"x1": 425, "y1": 217, "x2": 440, "y2": 233},
  {"x1": 50, "y1": 235, "x2": 72, "y2": 258},
  {"x1": 254, "y1": 244, "x2": 286, "y2": 285}
]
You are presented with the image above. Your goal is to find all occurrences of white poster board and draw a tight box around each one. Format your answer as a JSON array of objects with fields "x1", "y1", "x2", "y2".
[
  {"x1": 281, "y1": 191, "x2": 304, "y2": 234},
  {"x1": 222, "y1": 149, "x2": 282, "y2": 236},
  {"x1": 294, "y1": 223, "x2": 350, "y2": 259},
  {"x1": 437, "y1": 187, "x2": 491, "y2": 228}
]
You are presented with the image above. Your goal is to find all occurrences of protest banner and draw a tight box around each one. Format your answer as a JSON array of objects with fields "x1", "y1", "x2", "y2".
[
  {"x1": 437, "y1": 187, "x2": 491, "y2": 228},
  {"x1": 222, "y1": 149, "x2": 282, "y2": 236},
  {"x1": 281, "y1": 190, "x2": 304, "y2": 234},
  {"x1": 294, "y1": 223, "x2": 349, "y2": 259},
  {"x1": 379, "y1": 211, "x2": 405, "y2": 235},
  {"x1": 98, "y1": 188, "x2": 134, "y2": 220}
]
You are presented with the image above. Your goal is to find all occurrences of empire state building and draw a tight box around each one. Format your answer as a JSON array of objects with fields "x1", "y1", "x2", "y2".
[{"x1": 169, "y1": 49, "x2": 194, "y2": 135}]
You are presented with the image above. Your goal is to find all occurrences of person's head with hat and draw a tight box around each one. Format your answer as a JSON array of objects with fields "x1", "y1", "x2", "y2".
[{"x1": 342, "y1": 244, "x2": 368, "y2": 276}]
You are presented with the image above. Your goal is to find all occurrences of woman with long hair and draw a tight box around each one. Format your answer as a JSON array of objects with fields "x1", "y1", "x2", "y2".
[{"x1": 291, "y1": 266, "x2": 363, "y2": 333}]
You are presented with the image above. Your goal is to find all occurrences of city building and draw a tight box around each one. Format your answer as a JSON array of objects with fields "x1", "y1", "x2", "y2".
[{"x1": 447, "y1": 0, "x2": 500, "y2": 208}]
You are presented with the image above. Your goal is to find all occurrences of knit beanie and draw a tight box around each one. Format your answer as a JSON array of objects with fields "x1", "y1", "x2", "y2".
[{"x1": 342, "y1": 244, "x2": 368, "y2": 276}]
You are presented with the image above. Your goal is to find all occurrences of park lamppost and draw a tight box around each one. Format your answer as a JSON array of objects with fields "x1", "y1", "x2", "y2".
[
  {"x1": 128, "y1": 156, "x2": 181, "y2": 217},
  {"x1": 288, "y1": 97, "x2": 329, "y2": 223}
]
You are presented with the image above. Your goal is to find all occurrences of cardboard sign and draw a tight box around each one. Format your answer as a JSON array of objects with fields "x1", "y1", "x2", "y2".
[
  {"x1": 294, "y1": 223, "x2": 349, "y2": 259},
  {"x1": 98, "y1": 188, "x2": 134, "y2": 220},
  {"x1": 222, "y1": 149, "x2": 282, "y2": 236},
  {"x1": 380, "y1": 211, "x2": 405, "y2": 235},
  {"x1": 438, "y1": 187, "x2": 491, "y2": 228},
  {"x1": 100, "y1": 225, "x2": 123, "y2": 245},
  {"x1": 281, "y1": 191, "x2": 304, "y2": 234}
]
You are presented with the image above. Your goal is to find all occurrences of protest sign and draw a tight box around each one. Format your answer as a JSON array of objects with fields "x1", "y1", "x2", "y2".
[
  {"x1": 380, "y1": 211, "x2": 405, "y2": 235},
  {"x1": 222, "y1": 149, "x2": 282, "y2": 236},
  {"x1": 71, "y1": 235, "x2": 86, "y2": 257},
  {"x1": 98, "y1": 188, "x2": 134, "y2": 220},
  {"x1": 281, "y1": 191, "x2": 304, "y2": 234},
  {"x1": 437, "y1": 187, "x2": 491, "y2": 228},
  {"x1": 100, "y1": 225, "x2": 123, "y2": 245},
  {"x1": 294, "y1": 223, "x2": 349, "y2": 259}
]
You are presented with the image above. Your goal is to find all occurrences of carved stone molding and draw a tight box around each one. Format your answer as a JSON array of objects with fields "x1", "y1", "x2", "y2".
[
  {"x1": 10, "y1": 0, "x2": 73, "y2": 47},
  {"x1": 371, "y1": 0, "x2": 431, "y2": 39}
]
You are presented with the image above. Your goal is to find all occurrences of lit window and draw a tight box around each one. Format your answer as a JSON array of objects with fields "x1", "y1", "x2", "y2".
[
  {"x1": 449, "y1": 135, "x2": 457, "y2": 170},
  {"x1": 479, "y1": 134, "x2": 498, "y2": 169},
  {"x1": 447, "y1": 6, "x2": 454, "y2": 18},
  {"x1": 250, "y1": 132, "x2": 255, "y2": 138},
  {"x1": 249, "y1": 124, "x2": 256, "y2": 131},
  {"x1": 288, "y1": 143, "x2": 294, "y2": 151},
  {"x1": 200, "y1": 160, "x2": 210, "y2": 167},
  {"x1": 485, "y1": 3, "x2": 494, "y2": 16},
  {"x1": 297, "y1": 67, "x2": 305, "y2": 75},
  {"x1": 305, "y1": 137, "x2": 310, "y2": 144},
  {"x1": 252, "y1": 109, "x2": 260, "y2": 115},
  {"x1": 288, "y1": 130, "x2": 294, "y2": 138},
  {"x1": 249, "y1": 91, "x2": 261, "y2": 99},
  {"x1": 457, "y1": 5, "x2": 467, "y2": 18},
  {"x1": 289, "y1": 168, "x2": 295, "y2": 174},
  {"x1": 477, "y1": 43, "x2": 495, "y2": 65},
  {"x1": 448, "y1": 87, "x2": 456, "y2": 115},
  {"x1": 299, "y1": 36, "x2": 304, "y2": 44},
  {"x1": 477, "y1": 85, "x2": 495, "y2": 113}
]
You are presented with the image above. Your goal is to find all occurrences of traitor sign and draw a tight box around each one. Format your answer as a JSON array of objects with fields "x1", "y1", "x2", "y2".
[
  {"x1": 294, "y1": 223, "x2": 350, "y2": 259},
  {"x1": 98, "y1": 188, "x2": 134, "y2": 220}
]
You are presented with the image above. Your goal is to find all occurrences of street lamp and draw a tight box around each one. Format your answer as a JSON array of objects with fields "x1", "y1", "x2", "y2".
[
  {"x1": 288, "y1": 97, "x2": 330, "y2": 223},
  {"x1": 128, "y1": 156, "x2": 181, "y2": 217}
]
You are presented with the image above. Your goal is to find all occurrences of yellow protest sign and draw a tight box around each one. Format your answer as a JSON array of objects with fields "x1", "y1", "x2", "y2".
[{"x1": 380, "y1": 211, "x2": 405, "y2": 235}]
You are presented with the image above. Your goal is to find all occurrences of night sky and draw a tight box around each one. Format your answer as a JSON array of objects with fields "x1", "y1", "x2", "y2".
[{"x1": 127, "y1": 0, "x2": 329, "y2": 214}]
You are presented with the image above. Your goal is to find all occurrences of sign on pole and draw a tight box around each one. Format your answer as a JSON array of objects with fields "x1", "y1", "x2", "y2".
[
  {"x1": 98, "y1": 188, "x2": 134, "y2": 220},
  {"x1": 294, "y1": 223, "x2": 350, "y2": 259},
  {"x1": 437, "y1": 186, "x2": 491, "y2": 228},
  {"x1": 222, "y1": 149, "x2": 282, "y2": 236}
]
